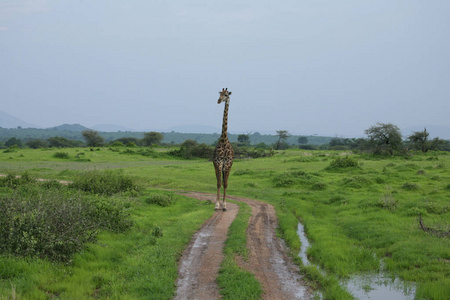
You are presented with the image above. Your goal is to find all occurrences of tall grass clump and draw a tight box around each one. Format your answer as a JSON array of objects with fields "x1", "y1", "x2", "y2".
[
  {"x1": 70, "y1": 170, "x2": 142, "y2": 195},
  {"x1": 0, "y1": 187, "x2": 131, "y2": 262}
]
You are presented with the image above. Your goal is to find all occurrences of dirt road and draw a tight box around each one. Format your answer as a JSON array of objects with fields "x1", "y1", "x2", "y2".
[{"x1": 175, "y1": 192, "x2": 311, "y2": 299}]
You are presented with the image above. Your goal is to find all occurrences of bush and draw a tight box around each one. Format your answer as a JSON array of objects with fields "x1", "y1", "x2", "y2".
[
  {"x1": 70, "y1": 170, "x2": 142, "y2": 196},
  {"x1": 327, "y1": 156, "x2": 360, "y2": 170},
  {"x1": 145, "y1": 193, "x2": 175, "y2": 207},
  {"x1": 402, "y1": 182, "x2": 420, "y2": 191},
  {"x1": 378, "y1": 193, "x2": 398, "y2": 210},
  {"x1": 0, "y1": 187, "x2": 131, "y2": 262},
  {"x1": 273, "y1": 173, "x2": 295, "y2": 187},
  {"x1": 53, "y1": 152, "x2": 69, "y2": 159},
  {"x1": 0, "y1": 172, "x2": 35, "y2": 189},
  {"x1": 171, "y1": 140, "x2": 214, "y2": 159}
]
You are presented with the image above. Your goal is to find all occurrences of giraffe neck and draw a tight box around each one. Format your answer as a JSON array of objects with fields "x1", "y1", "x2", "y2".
[{"x1": 220, "y1": 100, "x2": 229, "y2": 142}]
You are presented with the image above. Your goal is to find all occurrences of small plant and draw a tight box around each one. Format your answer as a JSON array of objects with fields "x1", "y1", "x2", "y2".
[
  {"x1": 53, "y1": 152, "x2": 69, "y2": 159},
  {"x1": 402, "y1": 182, "x2": 420, "y2": 191},
  {"x1": 152, "y1": 226, "x2": 163, "y2": 238},
  {"x1": 311, "y1": 182, "x2": 327, "y2": 190},
  {"x1": 378, "y1": 192, "x2": 398, "y2": 210},
  {"x1": 417, "y1": 169, "x2": 426, "y2": 175}
]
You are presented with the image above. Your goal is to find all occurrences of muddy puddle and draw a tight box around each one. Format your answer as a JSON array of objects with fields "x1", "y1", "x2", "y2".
[{"x1": 297, "y1": 223, "x2": 417, "y2": 299}]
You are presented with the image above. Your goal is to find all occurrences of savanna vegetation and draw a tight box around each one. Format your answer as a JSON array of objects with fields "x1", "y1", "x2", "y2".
[{"x1": 0, "y1": 124, "x2": 449, "y2": 299}]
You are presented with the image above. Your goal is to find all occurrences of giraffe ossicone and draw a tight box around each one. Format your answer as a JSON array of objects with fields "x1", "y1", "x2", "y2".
[{"x1": 213, "y1": 88, "x2": 234, "y2": 211}]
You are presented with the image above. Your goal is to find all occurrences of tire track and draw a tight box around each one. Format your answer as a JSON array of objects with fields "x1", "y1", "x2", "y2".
[{"x1": 175, "y1": 192, "x2": 311, "y2": 299}]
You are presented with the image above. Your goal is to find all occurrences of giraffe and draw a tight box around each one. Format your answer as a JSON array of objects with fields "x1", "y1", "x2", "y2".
[{"x1": 213, "y1": 88, "x2": 235, "y2": 211}]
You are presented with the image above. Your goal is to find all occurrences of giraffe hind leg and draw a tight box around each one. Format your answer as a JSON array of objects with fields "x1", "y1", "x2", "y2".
[{"x1": 222, "y1": 168, "x2": 232, "y2": 211}]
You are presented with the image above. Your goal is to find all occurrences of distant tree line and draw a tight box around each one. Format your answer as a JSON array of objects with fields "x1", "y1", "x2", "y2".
[{"x1": 1, "y1": 123, "x2": 448, "y2": 155}]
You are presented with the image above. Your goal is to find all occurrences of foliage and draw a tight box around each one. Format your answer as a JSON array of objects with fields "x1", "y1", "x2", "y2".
[
  {"x1": 171, "y1": 139, "x2": 214, "y2": 159},
  {"x1": 378, "y1": 192, "x2": 398, "y2": 210},
  {"x1": 143, "y1": 131, "x2": 164, "y2": 146},
  {"x1": 145, "y1": 193, "x2": 176, "y2": 207},
  {"x1": 5, "y1": 137, "x2": 23, "y2": 148},
  {"x1": 0, "y1": 185, "x2": 131, "y2": 262},
  {"x1": 53, "y1": 152, "x2": 70, "y2": 159},
  {"x1": 365, "y1": 122, "x2": 403, "y2": 155},
  {"x1": 298, "y1": 136, "x2": 308, "y2": 145},
  {"x1": 70, "y1": 170, "x2": 142, "y2": 195},
  {"x1": 47, "y1": 136, "x2": 84, "y2": 148},
  {"x1": 275, "y1": 130, "x2": 291, "y2": 150},
  {"x1": 237, "y1": 133, "x2": 250, "y2": 145},
  {"x1": 25, "y1": 138, "x2": 49, "y2": 149},
  {"x1": 82, "y1": 130, "x2": 105, "y2": 147},
  {"x1": 327, "y1": 156, "x2": 360, "y2": 169}
]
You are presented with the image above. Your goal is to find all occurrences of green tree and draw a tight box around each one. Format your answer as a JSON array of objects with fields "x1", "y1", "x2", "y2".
[
  {"x1": 297, "y1": 136, "x2": 308, "y2": 145},
  {"x1": 82, "y1": 130, "x2": 104, "y2": 147},
  {"x1": 275, "y1": 130, "x2": 291, "y2": 150},
  {"x1": 5, "y1": 137, "x2": 23, "y2": 148},
  {"x1": 143, "y1": 132, "x2": 164, "y2": 147},
  {"x1": 47, "y1": 136, "x2": 83, "y2": 148},
  {"x1": 237, "y1": 134, "x2": 250, "y2": 145},
  {"x1": 408, "y1": 128, "x2": 430, "y2": 152},
  {"x1": 365, "y1": 123, "x2": 403, "y2": 155},
  {"x1": 26, "y1": 139, "x2": 49, "y2": 149}
]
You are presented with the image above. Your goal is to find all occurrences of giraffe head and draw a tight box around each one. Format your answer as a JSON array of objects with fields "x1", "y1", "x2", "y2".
[{"x1": 218, "y1": 88, "x2": 232, "y2": 104}]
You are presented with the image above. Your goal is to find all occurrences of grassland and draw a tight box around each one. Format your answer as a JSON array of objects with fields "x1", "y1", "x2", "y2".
[{"x1": 0, "y1": 146, "x2": 449, "y2": 299}]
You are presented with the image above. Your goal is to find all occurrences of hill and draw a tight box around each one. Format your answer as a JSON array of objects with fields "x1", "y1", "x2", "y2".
[
  {"x1": 47, "y1": 124, "x2": 91, "y2": 132},
  {"x1": 0, "y1": 111, "x2": 38, "y2": 129}
]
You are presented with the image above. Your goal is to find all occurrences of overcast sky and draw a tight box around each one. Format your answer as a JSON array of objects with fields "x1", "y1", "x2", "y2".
[{"x1": 1, "y1": 0, "x2": 449, "y2": 137}]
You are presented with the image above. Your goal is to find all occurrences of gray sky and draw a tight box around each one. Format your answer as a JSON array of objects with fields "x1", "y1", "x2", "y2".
[{"x1": 1, "y1": 0, "x2": 449, "y2": 137}]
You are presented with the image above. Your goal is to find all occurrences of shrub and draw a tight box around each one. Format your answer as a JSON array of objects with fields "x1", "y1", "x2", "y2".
[
  {"x1": 273, "y1": 173, "x2": 295, "y2": 187},
  {"x1": 145, "y1": 193, "x2": 175, "y2": 207},
  {"x1": 402, "y1": 182, "x2": 420, "y2": 191},
  {"x1": 327, "y1": 156, "x2": 359, "y2": 170},
  {"x1": 0, "y1": 188, "x2": 131, "y2": 262},
  {"x1": 0, "y1": 172, "x2": 35, "y2": 189},
  {"x1": 70, "y1": 170, "x2": 142, "y2": 196},
  {"x1": 378, "y1": 193, "x2": 398, "y2": 210},
  {"x1": 53, "y1": 152, "x2": 69, "y2": 159},
  {"x1": 170, "y1": 140, "x2": 214, "y2": 159},
  {"x1": 110, "y1": 141, "x2": 124, "y2": 147}
]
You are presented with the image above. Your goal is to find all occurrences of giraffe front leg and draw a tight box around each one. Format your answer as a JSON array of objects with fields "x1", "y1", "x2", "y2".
[
  {"x1": 214, "y1": 164, "x2": 222, "y2": 211},
  {"x1": 215, "y1": 186, "x2": 221, "y2": 210},
  {"x1": 222, "y1": 186, "x2": 227, "y2": 211}
]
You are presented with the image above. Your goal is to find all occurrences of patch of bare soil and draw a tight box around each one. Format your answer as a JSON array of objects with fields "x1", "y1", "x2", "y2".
[{"x1": 175, "y1": 192, "x2": 311, "y2": 300}]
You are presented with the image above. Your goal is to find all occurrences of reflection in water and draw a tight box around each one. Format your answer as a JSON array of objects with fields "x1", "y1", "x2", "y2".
[{"x1": 296, "y1": 223, "x2": 416, "y2": 299}]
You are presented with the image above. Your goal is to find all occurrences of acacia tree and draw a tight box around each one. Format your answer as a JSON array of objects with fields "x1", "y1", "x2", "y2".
[
  {"x1": 237, "y1": 134, "x2": 250, "y2": 145},
  {"x1": 408, "y1": 128, "x2": 430, "y2": 152},
  {"x1": 365, "y1": 123, "x2": 403, "y2": 155},
  {"x1": 143, "y1": 132, "x2": 164, "y2": 146},
  {"x1": 275, "y1": 130, "x2": 291, "y2": 150},
  {"x1": 82, "y1": 130, "x2": 104, "y2": 147}
]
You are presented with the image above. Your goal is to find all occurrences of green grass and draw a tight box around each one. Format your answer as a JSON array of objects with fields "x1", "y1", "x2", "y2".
[
  {"x1": 0, "y1": 188, "x2": 213, "y2": 299},
  {"x1": 217, "y1": 201, "x2": 262, "y2": 299},
  {"x1": 1, "y1": 147, "x2": 449, "y2": 299}
]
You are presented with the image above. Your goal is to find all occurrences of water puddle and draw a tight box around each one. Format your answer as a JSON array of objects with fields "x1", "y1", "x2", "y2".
[{"x1": 297, "y1": 223, "x2": 416, "y2": 299}]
